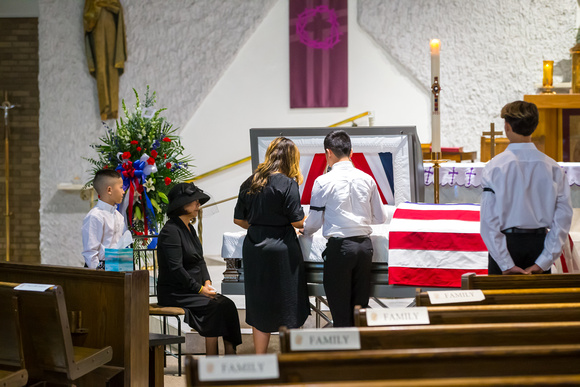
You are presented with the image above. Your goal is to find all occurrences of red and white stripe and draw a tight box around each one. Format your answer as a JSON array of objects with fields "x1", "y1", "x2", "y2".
[{"x1": 388, "y1": 202, "x2": 488, "y2": 287}]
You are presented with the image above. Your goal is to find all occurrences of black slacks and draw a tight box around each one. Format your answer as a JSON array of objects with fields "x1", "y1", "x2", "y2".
[
  {"x1": 488, "y1": 232, "x2": 550, "y2": 274},
  {"x1": 322, "y1": 236, "x2": 373, "y2": 327}
]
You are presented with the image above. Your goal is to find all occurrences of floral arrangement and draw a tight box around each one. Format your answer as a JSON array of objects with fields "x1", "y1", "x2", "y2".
[{"x1": 86, "y1": 87, "x2": 194, "y2": 236}]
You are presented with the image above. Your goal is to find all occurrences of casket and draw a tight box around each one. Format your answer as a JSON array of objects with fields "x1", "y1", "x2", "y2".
[{"x1": 221, "y1": 127, "x2": 427, "y2": 297}]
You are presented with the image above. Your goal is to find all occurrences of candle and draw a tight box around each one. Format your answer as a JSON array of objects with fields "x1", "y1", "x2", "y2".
[
  {"x1": 543, "y1": 60, "x2": 554, "y2": 88},
  {"x1": 430, "y1": 39, "x2": 441, "y2": 154}
]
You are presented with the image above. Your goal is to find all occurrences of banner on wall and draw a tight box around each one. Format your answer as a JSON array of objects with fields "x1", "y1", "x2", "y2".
[{"x1": 289, "y1": 0, "x2": 348, "y2": 108}]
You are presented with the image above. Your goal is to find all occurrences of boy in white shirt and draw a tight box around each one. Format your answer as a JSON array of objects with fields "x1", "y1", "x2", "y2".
[
  {"x1": 480, "y1": 101, "x2": 573, "y2": 275},
  {"x1": 82, "y1": 169, "x2": 127, "y2": 269},
  {"x1": 303, "y1": 130, "x2": 387, "y2": 326}
]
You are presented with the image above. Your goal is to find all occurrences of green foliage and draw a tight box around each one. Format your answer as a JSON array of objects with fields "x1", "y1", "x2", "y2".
[{"x1": 86, "y1": 87, "x2": 195, "y2": 234}]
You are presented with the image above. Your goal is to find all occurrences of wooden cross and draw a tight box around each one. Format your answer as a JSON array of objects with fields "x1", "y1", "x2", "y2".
[{"x1": 483, "y1": 123, "x2": 503, "y2": 159}]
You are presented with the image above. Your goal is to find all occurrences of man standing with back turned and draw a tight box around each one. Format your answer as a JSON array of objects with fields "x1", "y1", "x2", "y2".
[
  {"x1": 480, "y1": 100, "x2": 573, "y2": 275},
  {"x1": 303, "y1": 130, "x2": 387, "y2": 327}
]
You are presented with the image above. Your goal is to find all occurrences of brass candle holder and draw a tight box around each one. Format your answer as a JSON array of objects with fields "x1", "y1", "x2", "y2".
[
  {"x1": 425, "y1": 152, "x2": 446, "y2": 204},
  {"x1": 541, "y1": 60, "x2": 556, "y2": 94}
]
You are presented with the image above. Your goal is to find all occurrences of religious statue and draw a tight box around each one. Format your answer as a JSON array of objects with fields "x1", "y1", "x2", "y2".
[{"x1": 84, "y1": 0, "x2": 127, "y2": 120}]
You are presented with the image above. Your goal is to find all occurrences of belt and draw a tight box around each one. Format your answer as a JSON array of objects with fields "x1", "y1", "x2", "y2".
[
  {"x1": 502, "y1": 227, "x2": 547, "y2": 234},
  {"x1": 329, "y1": 235, "x2": 370, "y2": 242}
]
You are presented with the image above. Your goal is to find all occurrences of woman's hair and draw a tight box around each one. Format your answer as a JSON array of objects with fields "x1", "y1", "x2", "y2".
[
  {"x1": 501, "y1": 101, "x2": 539, "y2": 136},
  {"x1": 249, "y1": 137, "x2": 303, "y2": 193},
  {"x1": 167, "y1": 204, "x2": 190, "y2": 219}
]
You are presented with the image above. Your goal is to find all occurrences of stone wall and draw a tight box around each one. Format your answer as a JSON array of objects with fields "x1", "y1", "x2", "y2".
[{"x1": 358, "y1": 0, "x2": 577, "y2": 152}]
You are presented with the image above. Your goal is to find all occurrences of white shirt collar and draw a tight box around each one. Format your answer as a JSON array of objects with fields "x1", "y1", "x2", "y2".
[
  {"x1": 330, "y1": 160, "x2": 353, "y2": 170},
  {"x1": 506, "y1": 142, "x2": 537, "y2": 151},
  {"x1": 96, "y1": 199, "x2": 117, "y2": 214}
]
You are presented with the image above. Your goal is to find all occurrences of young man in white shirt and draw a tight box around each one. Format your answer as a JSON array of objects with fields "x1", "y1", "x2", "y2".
[
  {"x1": 302, "y1": 130, "x2": 388, "y2": 327},
  {"x1": 480, "y1": 101, "x2": 573, "y2": 275},
  {"x1": 82, "y1": 169, "x2": 127, "y2": 269}
]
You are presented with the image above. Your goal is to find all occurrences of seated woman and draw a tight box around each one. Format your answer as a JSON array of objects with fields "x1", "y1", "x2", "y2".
[{"x1": 157, "y1": 182, "x2": 241, "y2": 355}]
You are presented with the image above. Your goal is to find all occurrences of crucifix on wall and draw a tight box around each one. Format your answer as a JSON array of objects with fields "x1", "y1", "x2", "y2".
[{"x1": 83, "y1": 0, "x2": 127, "y2": 120}]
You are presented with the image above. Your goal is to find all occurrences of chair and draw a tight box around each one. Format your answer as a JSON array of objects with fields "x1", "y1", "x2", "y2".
[
  {"x1": 14, "y1": 283, "x2": 113, "y2": 385},
  {"x1": 134, "y1": 236, "x2": 186, "y2": 376},
  {"x1": 0, "y1": 282, "x2": 28, "y2": 387}
]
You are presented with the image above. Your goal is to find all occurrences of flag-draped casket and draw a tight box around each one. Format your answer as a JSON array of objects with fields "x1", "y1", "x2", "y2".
[{"x1": 388, "y1": 202, "x2": 488, "y2": 287}]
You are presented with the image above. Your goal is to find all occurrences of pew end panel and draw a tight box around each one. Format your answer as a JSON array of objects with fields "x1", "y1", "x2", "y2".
[
  {"x1": 15, "y1": 285, "x2": 114, "y2": 384},
  {"x1": 0, "y1": 262, "x2": 149, "y2": 386}
]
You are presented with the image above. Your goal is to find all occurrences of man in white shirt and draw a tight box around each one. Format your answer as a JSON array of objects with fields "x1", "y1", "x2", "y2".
[
  {"x1": 82, "y1": 169, "x2": 127, "y2": 268},
  {"x1": 303, "y1": 130, "x2": 388, "y2": 327},
  {"x1": 480, "y1": 100, "x2": 573, "y2": 275}
]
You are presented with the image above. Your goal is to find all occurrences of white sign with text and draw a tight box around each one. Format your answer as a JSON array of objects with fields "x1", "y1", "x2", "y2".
[
  {"x1": 366, "y1": 307, "x2": 430, "y2": 326},
  {"x1": 198, "y1": 354, "x2": 279, "y2": 382},
  {"x1": 14, "y1": 283, "x2": 54, "y2": 292},
  {"x1": 290, "y1": 328, "x2": 361, "y2": 351},
  {"x1": 428, "y1": 290, "x2": 485, "y2": 304}
]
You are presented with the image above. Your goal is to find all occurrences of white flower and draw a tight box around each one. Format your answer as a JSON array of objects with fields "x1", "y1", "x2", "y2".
[{"x1": 144, "y1": 178, "x2": 156, "y2": 192}]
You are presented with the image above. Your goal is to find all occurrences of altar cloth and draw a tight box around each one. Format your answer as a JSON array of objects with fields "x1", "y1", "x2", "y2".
[{"x1": 424, "y1": 162, "x2": 580, "y2": 188}]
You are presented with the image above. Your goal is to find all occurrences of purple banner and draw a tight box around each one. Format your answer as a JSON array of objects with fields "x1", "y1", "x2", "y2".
[{"x1": 289, "y1": 0, "x2": 348, "y2": 108}]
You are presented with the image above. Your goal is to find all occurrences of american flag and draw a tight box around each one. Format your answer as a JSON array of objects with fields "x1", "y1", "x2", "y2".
[
  {"x1": 388, "y1": 202, "x2": 488, "y2": 287},
  {"x1": 299, "y1": 152, "x2": 394, "y2": 205}
]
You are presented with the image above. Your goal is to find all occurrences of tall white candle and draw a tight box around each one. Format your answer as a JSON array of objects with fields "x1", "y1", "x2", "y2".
[{"x1": 430, "y1": 39, "x2": 441, "y2": 154}]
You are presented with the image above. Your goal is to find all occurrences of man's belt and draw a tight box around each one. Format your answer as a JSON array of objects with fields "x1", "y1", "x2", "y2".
[{"x1": 502, "y1": 227, "x2": 547, "y2": 234}]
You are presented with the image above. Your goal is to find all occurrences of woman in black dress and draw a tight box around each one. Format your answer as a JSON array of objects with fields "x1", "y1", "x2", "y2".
[
  {"x1": 234, "y1": 137, "x2": 310, "y2": 354},
  {"x1": 158, "y1": 183, "x2": 241, "y2": 355}
]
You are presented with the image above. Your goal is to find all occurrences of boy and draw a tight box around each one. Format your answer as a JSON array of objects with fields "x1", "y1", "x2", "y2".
[
  {"x1": 82, "y1": 169, "x2": 127, "y2": 269},
  {"x1": 302, "y1": 130, "x2": 388, "y2": 327},
  {"x1": 480, "y1": 101, "x2": 573, "y2": 275}
]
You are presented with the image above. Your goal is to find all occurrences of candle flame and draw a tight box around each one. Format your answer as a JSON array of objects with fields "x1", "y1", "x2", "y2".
[{"x1": 430, "y1": 39, "x2": 441, "y2": 54}]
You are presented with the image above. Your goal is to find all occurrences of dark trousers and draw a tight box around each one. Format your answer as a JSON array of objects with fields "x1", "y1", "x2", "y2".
[
  {"x1": 488, "y1": 232, "x2": 550, "y2": 275},
  {"x1": 322, "y1": 236, "x2": 373, "y2": 327}
]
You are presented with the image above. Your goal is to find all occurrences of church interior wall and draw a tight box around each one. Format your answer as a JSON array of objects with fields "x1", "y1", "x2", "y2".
[
  {"x1": 30, "y1": 0, "x2": 580, "y2": 264},
  {"x1": 0, "y1": 17, "x2": 41, "y2": 263}
]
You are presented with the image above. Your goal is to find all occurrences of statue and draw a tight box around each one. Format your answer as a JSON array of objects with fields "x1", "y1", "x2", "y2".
[{"x1": 84, "y1": 0, "x2": 127, "y2": 120}]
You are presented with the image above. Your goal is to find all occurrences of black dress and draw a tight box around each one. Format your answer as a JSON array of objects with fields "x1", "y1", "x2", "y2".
[
  {"x1": 157, "y1": 217, "x2": 242, "y2": 346},
  {"x1": 234, "y1": 173, "x2": 310, "y2": 333}
]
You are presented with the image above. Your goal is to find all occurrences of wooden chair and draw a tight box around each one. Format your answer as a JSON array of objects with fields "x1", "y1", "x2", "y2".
[
  {"x1": 185, "y1": 344, "x2": 580, "y2": 385},
  {"x1": 279, "y1": 321, "x2": 580, "y2": 353},
  {"x1": 14, "y1": 284, "x2": 114, "y2": 385},
  {"x1": 461, "y1": 272, "x2": 580, "y2": 290},
  {"x1": 0, "y1": 283, "x2": 28, "y2": 387},
  {"x1": 415, "y1": 287, "x2": 580, "y2": 306},
  {"x1": 354, "y1": 303, "x2": 580, "y2": 326}
]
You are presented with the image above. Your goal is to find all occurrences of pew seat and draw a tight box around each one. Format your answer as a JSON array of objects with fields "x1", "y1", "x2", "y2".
[
  {"x1": 185, "y1": 344, "x2": 580, "y2": 385},
  {"x1": 186, "y1": 373, "x2": 580, "y2": 387},
  {"x1": 279, "y1": 321, "x2": 580, "y2": 353},
  {"x1": 415, "y1": 287, "x2": 580, "y2": 306},
  {"x1": 354, "y1": 303, "x2": 580, "y2": 326},
  {"x1": 461, "y1": 272, "x2": 580, "y2": 290}
]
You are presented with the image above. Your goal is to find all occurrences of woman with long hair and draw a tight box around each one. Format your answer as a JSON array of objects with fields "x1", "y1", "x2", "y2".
[{"x1": 234, "y1": 137, "x2": 310, "y2": 353}]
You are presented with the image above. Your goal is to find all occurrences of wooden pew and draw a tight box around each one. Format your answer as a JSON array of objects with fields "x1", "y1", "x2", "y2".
[
  {"x1": 354, "y1": 303, "x2": 580, "y2": 326},
  {"x1": 415, "y1": 287, "x2": 580, "y2": 306},
  {"x1": 13, "y1": 283, "x2": 114, "y2": 385},
  {"x1": 0, "y1": 283, "x2": 28, "y2": 387},
  {"x1": 461, "y1": 272, "x2": 580, "y2": 290},
  {"x1": 0, "y1": 262, "x2": 148, "y2": 386},
  {"x1": 279, "y1": 321, "x2": 580, "y2": 353},
  {"x1": 185, "y1": 344, "x2": 580, "y2": 385},
  {"x1": 186, "y1": 372, "x2": 580, "y2": 387}
]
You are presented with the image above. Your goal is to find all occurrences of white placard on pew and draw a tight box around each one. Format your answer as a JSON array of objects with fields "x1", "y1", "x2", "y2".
[
  {"x1": 290, "y1": 328, "x2": 361, "y2": 351},
  {"x1": 428, "y1": 290, "x2": 485, "y2": 304},
  {"x1": 367, "y1": 307, "x2": 430, "y2": 326},
  {"x1": 198, "y1": 354, "x2": 279, "y2": 382},
  {"x1": 14, "y1": 283, "x2": 54, "y2": 292}
]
